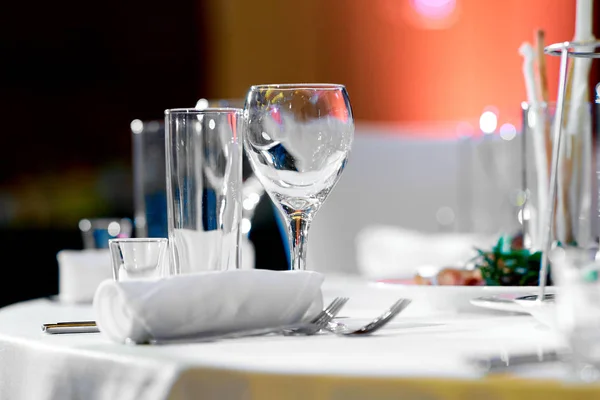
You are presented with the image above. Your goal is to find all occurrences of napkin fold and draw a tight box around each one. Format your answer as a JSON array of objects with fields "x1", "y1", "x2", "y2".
[
  {"x1": 57, "y1": 249, "x2": 113, "y2": 304},
  {"x1": 93, "y1": 270, "x2": 324, "y2": 343},
  {"x1": 356, "y1": 225, "x2": 497, "y2": 280}
]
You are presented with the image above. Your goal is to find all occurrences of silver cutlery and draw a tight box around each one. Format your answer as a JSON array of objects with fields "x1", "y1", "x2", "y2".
[
  {"x1": 326, "y1": 298, "x2": 412, "y2": 336},
  {"x1": 42, "y1": 321, "x2": 99, "y2": 334},
  {"x1": 147, "y1": 296, "x2": 349, "y2": 345},
  {"x1": 515, "y1": 294, "x2": 555, "y2": 302},
  {"x1": 282, "y1": 297, "x2": 349, "y2": 336}
]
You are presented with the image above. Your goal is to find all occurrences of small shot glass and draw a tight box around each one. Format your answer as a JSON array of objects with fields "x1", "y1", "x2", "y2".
[{"x1": 108, "y1": 238, "x2": 169, "y2": 281}]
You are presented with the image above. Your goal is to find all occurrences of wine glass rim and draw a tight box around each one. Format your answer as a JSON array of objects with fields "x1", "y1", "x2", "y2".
[
  {"x1": 249, "y1": 83, "x2": 346, "y2": 91},
  {"x1": 164, "y1": 107, "x2": 242, "y2": 115},
  {"x1": 545, "y1": 40, "x2": 600, "y2": 58},
  {"x1": 521, "y1": 100, "x2": 593, "y2": 110}
]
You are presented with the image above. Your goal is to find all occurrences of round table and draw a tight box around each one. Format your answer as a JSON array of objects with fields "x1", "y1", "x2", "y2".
[{"x1": 0, "y1": 275, "x2": 595, "y2": 400}]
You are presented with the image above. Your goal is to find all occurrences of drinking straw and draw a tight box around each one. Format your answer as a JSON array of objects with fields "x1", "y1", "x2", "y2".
[{"x1": 519, "y1": 42, "x2": 547, "y2": 249}]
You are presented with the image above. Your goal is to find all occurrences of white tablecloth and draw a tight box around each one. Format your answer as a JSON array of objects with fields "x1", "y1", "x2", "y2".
[{"x1": 0, "y1": 275, "x2": 583, "y2": 400}]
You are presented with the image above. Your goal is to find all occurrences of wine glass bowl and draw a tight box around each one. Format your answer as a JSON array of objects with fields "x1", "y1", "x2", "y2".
[{"x1": 244, "y1": 83, "x2": 354, "y2": 270}]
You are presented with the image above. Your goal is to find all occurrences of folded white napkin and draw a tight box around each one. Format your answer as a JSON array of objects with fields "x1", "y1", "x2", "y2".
[
  {"x1": 355, "y1": 225, "x2": 497, "y2": 280},
  {"x1": 57, "y1": 249, "x2": 113, "y2": 304},
  {"x1": 93, "y1": 270, "x2": 324, "y2": 343}
]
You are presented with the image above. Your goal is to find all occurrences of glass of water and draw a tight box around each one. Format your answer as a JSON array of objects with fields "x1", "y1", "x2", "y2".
[
  {"x1": 165, "y1": 108, "x2": 242, "y2": 274},
  {"x1": 243, "y1": 84, "x2": 354, "y2": 270}
]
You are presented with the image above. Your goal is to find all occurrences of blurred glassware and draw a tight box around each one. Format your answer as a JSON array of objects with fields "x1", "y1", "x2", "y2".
[
  {"x1": 165, "y1": 108, "x2": 242, "y2": 274},
  {"x1": 538, "y1": 40, "x2": 600, "y2": 300},
  {"x1": 550, "y1": 245, "x2": 600, "y2": 382},
  {"x1": 521, "y1": 101, "x2": 594, "y2": 252},
  {"x1": 541, "y1": 38, "x2": 600, "y2": 384},
  {"x1": 79, "y1": 217, "x2": 133, "y2": 249},
  {"x1": 457, "y1": 129, "x2": 523, "y2": 237},
  {"x1": 109, "y1": 238, "x2": 169, "y2": 281},
  {"x1": 244, "y1": 84, "x2": 354, "y2": 270},
  {"x1": 131, "y1": 119, "x2": 168, "y2": 238}
]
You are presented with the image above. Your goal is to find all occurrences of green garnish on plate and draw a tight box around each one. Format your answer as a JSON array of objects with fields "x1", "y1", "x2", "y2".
[{"x1": 473, "y1": 234, "x2": 552, "y2": 286}]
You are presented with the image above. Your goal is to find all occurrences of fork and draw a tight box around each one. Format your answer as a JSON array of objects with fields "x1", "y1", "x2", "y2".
[
  {"x1": 326, "y1": 298, "x2": 412, "y2": 336},
  {"x1": 147, "y1": 296, "x2": 349, "y2": 344},
  {"x1": 282, "y1": 297, "x2": 349, "y2": 336}
]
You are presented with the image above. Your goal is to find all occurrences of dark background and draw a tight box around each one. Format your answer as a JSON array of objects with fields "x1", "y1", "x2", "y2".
[{"x1": 0, "y1": 0, "x2": 287, "y2": 308}]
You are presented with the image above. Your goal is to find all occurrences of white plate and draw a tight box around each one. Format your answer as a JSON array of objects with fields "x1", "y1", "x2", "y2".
[
  {"x1": 471, "y1": 292, "x2": 557, "y2": 324},
  {"x1": 470, "y1": 293, "x2": 533, "y2": 313},
  {"x1": 514, "y1": 295, "x2": 557, "y2": 328},
  {"x1": 371, "y1": 280, "x2": 554, "y2": 312}
]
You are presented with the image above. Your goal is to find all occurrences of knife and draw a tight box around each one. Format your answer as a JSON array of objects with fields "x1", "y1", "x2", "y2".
[{"x1": 42, "y1": 321, "x2": 99, "y2": 334}]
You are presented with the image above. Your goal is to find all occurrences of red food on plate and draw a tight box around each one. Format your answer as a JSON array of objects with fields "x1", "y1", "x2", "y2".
[{"x1": 415, "y1": 268, "x2": 484, "y2": 286}]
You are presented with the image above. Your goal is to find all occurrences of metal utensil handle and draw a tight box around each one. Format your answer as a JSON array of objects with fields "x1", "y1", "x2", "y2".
[{"x1": 43, "y1": 321, "x2": 99, "y2": 334}]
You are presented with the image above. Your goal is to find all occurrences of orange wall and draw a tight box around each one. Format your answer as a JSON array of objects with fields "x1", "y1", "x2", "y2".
[{"x1": 202, "y1": 0, "x2": 576, "y2": 129}]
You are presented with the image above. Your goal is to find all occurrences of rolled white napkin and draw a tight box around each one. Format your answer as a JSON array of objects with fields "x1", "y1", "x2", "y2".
[
  {"x1": 57, "y1": 249, "x2": 113, "y2": 304},
  {"x1": 93, "y1": 269, "x2": 324, "y2": 343},
  {"x1": 356, "y1": 225, "x2": 497, "y2": 280}
]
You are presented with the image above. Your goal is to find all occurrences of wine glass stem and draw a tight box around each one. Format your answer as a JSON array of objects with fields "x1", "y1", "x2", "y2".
[{"x1": 286, "y1": 212, "x2": 311, "y2": 270}]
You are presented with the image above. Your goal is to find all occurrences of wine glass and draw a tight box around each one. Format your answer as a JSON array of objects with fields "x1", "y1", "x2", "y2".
[{"x1": 243, "y1": 84, "x2": 354, "y2": 270}]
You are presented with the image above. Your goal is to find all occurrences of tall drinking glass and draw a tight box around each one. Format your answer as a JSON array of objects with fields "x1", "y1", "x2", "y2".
[
  {"x1": 165, "y1": 108, "x2": 242, "y2": 274},
  {"x1": 131, "y1": 119, "x2": 168, "y2": 238},
  {"x1": 537, "y1": 41, "x2": 600, "y2": 300},
  {"x1": 244, "y1": 84, "x2": 354, "y2": 270},
  {"x1": 521, "y1": 101, "x2": 593, "y2": 251}
]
